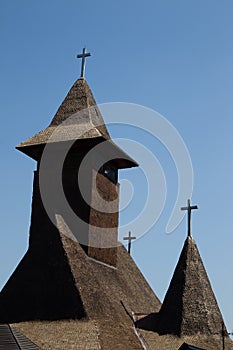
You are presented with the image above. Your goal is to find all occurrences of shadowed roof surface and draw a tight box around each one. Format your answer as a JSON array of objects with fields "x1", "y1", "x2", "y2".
[
  {"x1": 0, "y1": 213, "x2": 161, "y2": 323},
  {"x1": 156, "y1": 236, "x2": 226, "y2": 336}
]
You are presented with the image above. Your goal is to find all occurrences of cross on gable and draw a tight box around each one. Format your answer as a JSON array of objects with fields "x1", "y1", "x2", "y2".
[
  {"x1": 77, "y1": 47, "x2": 91, "y2": 78},
  {"x1": 181, "y1": 199, "x2": 198, "y2": 237},
  {"x1": 123, "y1": 231, "x2": 136, "y2": 255}
]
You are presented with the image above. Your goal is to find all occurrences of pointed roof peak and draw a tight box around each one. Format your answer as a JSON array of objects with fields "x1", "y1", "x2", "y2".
[
  {"x1": 49, "y1": 77, "x2": 109, "y2": 139},
  {"x1": 16, "y1": 76, "x2": 111, "y2": 156},
  {"x1": 185, "y1": 234, "x2": 195, "y2": 244},
  {"x1": 16, "y1": 75, "x2": 138, "y2": 168},
  {"x1": 156, "y1": 235, "x2": 226, "y2": 337},
  {"x1": 50, "y1": 77, "x2": 90, "y2": 127}
]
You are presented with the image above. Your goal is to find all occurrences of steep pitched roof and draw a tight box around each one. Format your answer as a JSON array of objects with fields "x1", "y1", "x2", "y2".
[
  {"x1": 16, "y1": 78, "x2": 138, "y2": 168},
  {"x1": 0, "y1": 220, "x2": 161, "y2": 348},
  {"x1": 17, "y1": 78, "x2": 110, "y2": 149},
  {"x1": 0, "y1": 214, "x2": 161, "y2": 324},
  {"x1": 0, "y1": 193, "x2": 160, "y2": 348},
  {"x1": 156, "y1": 236, "x2": 226, "y2": 336}
]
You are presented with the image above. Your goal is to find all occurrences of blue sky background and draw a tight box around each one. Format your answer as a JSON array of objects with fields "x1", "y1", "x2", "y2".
[{"x1": 1, "y1": 0, "x2": 233, "y2": 332}]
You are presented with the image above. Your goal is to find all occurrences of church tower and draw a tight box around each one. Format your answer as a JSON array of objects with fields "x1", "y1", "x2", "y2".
[
  {"x1": 16, "y1": 49, "x2": 137, "y2": 268},
  {"x1": 1, "y1": 52, "x2": 231, "y2": 350},
  {"x1": 0, "y1": 51, "x2": 162, "y2": 325}
]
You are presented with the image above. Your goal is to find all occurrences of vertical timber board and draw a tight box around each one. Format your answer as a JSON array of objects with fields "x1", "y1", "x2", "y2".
[{"x1": 88, "y1": 169, "x2": 119, "y2": 267}]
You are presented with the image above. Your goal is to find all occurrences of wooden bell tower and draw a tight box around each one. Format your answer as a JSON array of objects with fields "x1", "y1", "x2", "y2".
[{"x1": 17, "y1": 75, "x2": 137, "y2": 267}]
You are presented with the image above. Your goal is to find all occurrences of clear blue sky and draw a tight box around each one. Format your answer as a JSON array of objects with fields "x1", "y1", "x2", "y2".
[{"x1": 1, "y1": 0, "x2": 233, "y2": 332}]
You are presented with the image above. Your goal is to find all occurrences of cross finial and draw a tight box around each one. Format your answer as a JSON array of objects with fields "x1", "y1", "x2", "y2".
[
  {"x1": 123, "y1": 231, "x2": 136, "y2": 255},
  {"x1": 181, "y1": 199, "x2": 198, "y2": 237},
  {"x1": 77, "y1": 47, "x2": 91, "y2": 78}
]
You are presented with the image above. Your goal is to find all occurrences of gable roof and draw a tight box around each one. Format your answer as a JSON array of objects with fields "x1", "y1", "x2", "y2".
[{"x1": 156, "y1": 236, "x2": 226, "y2": 336}]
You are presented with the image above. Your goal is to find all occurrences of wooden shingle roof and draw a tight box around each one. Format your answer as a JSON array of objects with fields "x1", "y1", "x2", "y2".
[
  {"x1": 178, "y1": 343, "x2": 206, "y2": 350},
  {"x1": 139, "y1": 330, "x2": 233, "y2": 350},
  {"x1": 0, "y1": 214, "x2": 161, "y2": 324},
  {"x1": 156, "y1": 236, "x2": 226, "y2": 336},
  {"x1": 16, "y1": 77, "x2": 138, "y2": 169},
  {"x1": 17, "y1": 78, "x2": 110, "y2": 149}
]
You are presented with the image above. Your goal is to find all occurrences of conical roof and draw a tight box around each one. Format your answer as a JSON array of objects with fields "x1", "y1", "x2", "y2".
[{"x1": 157, "y1": 236, "x2": 226, "y2": 336}]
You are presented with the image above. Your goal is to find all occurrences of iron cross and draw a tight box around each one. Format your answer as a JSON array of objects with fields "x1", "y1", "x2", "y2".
[
  {"x1": 123, "y1": 231, "x2": 136, "y2": 255},
  {"x1": 77, "y1": 47, "x2": 91, "y2": 78},
  {"x1": 181, "y1": 199, "x2": 198, "y2": 237}
]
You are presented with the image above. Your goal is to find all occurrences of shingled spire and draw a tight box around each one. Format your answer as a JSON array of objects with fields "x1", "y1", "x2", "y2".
[
  {"x1": 157, "y1": 236, "x2": 226, "y2": 337},
  {"x1": 17, "y1": 78, "x2": 111, "y2": 158}
]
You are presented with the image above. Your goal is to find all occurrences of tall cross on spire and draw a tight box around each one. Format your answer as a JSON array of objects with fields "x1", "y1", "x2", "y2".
[
  {"x1": 77, "y1": 47, "x2": 91, "y2": 78},
  {"x1": 181, "y1": 199, "x2": 198, "y2": 237},
  {"x1": 123, "y1": 231, "x2": 136, "y2": 255}
]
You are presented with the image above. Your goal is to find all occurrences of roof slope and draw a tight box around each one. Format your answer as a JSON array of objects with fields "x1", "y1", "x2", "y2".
[
  {"x1": 0, "y1": 217, "x2": 160, "y2": 349},
  {"x1": 59, "y1": 217, "x2": 161, "y2": 320},
  {"x1": 178, "y1": 343, "x2": 206, "y2": 350},
  {"x1": 12, "y1": 320, "x2": 143, "y2": 350},
  {"x1": 156, "y1": 236, "x2": 226, "y2": 336},
  {"x1": 0, "y1": 214, "x2": 160, "y2": 324},
  {"x1": 17, "y1": 78, "x2": 110, "y2": 149},
  {"x1": 16, "y1": 78, "x2": 138, "y2": 168},
  {"x1": 139, "y1": 330, "x2": 233, "y2": 350}
]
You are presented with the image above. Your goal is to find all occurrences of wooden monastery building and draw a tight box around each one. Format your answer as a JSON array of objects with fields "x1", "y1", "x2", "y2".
[{"x1": 0, "y1": 50, "x2": 232, "y2": 349}]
